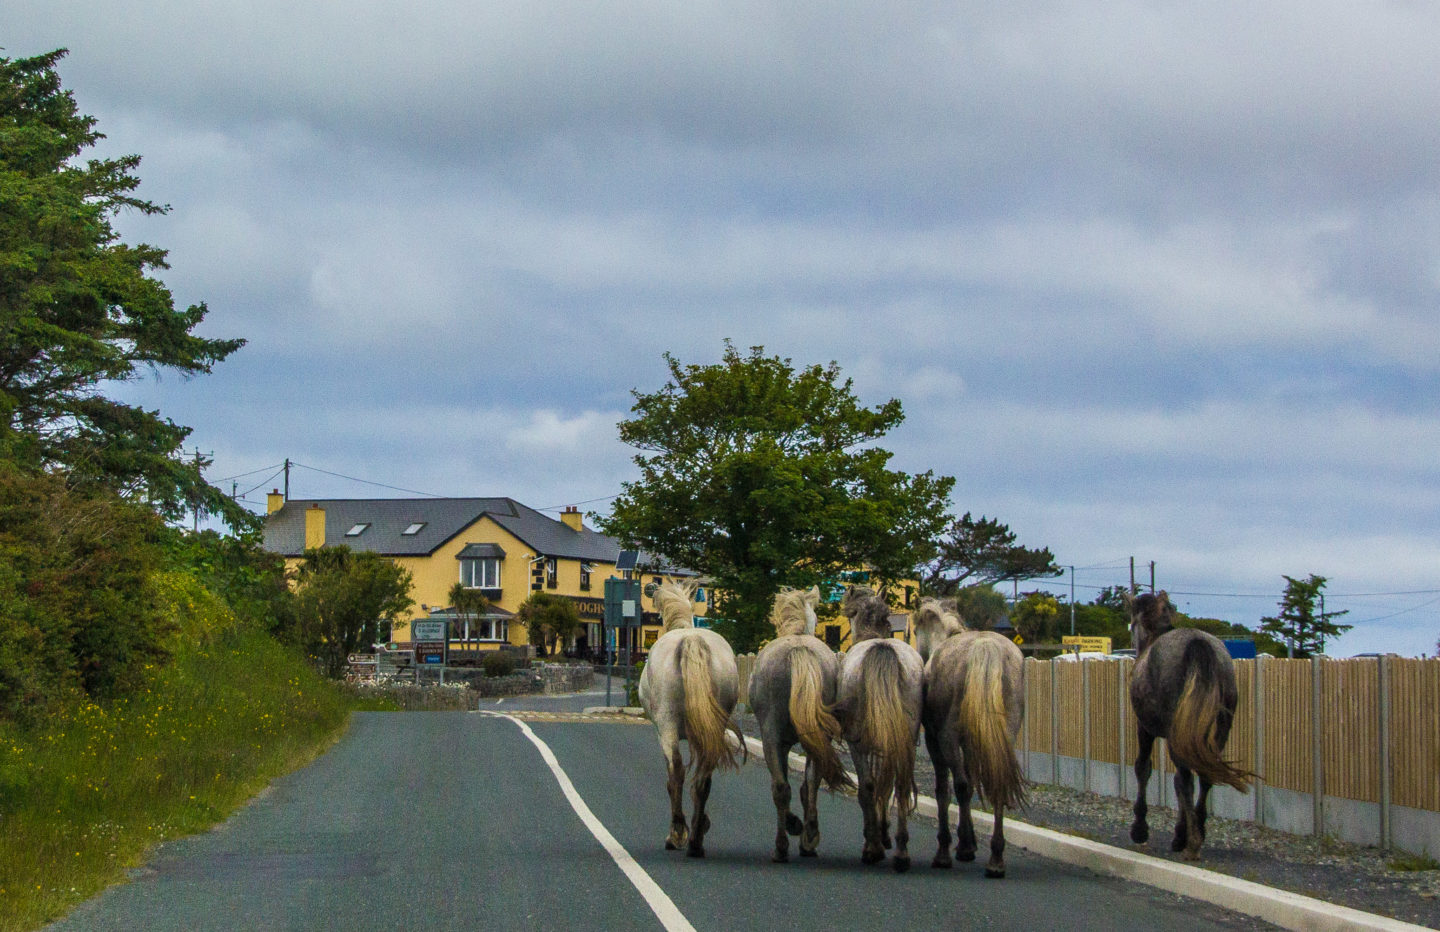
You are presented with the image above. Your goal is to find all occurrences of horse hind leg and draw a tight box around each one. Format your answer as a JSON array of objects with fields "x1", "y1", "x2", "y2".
[
  {"x1": 1171, "y1": 766, "x2": 1205, "y2": 860},
  {"x1": 799, "y1": 755, "x2": 821, "y2": 857},
  {"x1": 855, "y1": 755, "x2": 885, "y2": 865},
  {"x1": 1192, "y1": 776, "x2": 1214, "y2": 857},
  {"x1": 766, "y1": 739, "x2": 795, "y2": 863},
  {"x1": 687, "y1": 770, "x2": 714, "y2": 858},
  {"x1": 1131, "y1": 727, "x2": 1156, "y2": 845},
  {"x1": 664, "y1": 742, "x2": 688, "y2": 851},
  {"x1": 985, "y1": 805, "x2": 1007, "y2": 878},
  {"x1": 926, "y1": 730, "x2": 953, "y2": 869}
]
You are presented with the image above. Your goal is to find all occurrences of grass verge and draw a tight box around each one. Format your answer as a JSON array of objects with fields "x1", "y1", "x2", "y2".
[{"x1": 0, "y1": 626, "x2": 372, "y2": 932}]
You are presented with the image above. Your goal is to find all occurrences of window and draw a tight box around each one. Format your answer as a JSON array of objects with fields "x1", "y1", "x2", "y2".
[
  {"x1": 456, "y1": 618, "x2": 508, "y2": 642},
  {"x1": 545, "y1": 557, "x2": 557, "y2": 589},
  {"x1": 580, "y1": 562, "x2": 593, "y2": 591},
  {"x1": 402, "y1": 522, "x2": 426, "y2": 536},
  {"x1": 460, "y1": 557, "x2": 501, "y2": 589},
  {"x1": 345, "y1": 523, "x2": 370, "y2": 537}
]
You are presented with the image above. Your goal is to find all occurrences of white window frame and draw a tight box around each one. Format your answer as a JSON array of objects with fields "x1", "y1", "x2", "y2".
[{"x1": 460, "y1": 557, "x2": 501, "y2": 589}]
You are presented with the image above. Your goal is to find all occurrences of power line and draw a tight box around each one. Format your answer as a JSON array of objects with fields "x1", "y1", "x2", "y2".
[
  {"x1": 211, "y1": 462, "x2": 285, "y2": 484},
  {"x1": 289, "y1": 461, "x2": 446, "y2": 498}
]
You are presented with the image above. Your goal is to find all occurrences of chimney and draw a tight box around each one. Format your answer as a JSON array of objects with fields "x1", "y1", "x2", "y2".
[
  {"x1": 560, "y1": 506, "x2": 583, "y2": 532},
  {"x1": 267, "y1": 489, "x2": 285, "y2": 514},
  {"x1": 305, "y1": 503, "x2": 326, "y2": 549}
]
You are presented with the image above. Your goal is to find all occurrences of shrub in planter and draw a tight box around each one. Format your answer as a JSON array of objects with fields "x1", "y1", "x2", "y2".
[{"x1": 481, "y1": 652, "x2": 518, "y2": 677}]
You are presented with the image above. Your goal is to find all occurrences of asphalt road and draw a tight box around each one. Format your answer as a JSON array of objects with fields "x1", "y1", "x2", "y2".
[{"x1": 51, "y1": 697, "x2": 1273, "y2": 931}]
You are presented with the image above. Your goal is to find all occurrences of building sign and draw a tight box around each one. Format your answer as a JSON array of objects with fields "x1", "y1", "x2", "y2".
[
  {"x1": 414, "y1": 642, "x2": 446, "y2": 664},
  {"x1": 412, "y1": 620, "x2": 447, "y2": 642},
  {"x1": 564, "y1": 595, "x2": 606, "y2": 619},
  {"x1": 1061, "y1": 636, "x2": 1111, "y2": 654}
]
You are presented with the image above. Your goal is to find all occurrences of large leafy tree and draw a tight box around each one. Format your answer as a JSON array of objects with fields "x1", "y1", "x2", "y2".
[
  {"x1": 601, "y1": 343, "x2": 954, "y2": 652},
  {"x1": 1259, "y1": 574, "x2": 1351, "y2": 658},
  {"x1": 924, "y1": 512, "x2": 1060, "y2": 594},
  {"x1": 515, "y1": 591, "x2": 582, "y2": 657},
  {"x1": 287, "y1": 546, "x2": 414, "y2": 678},
  {"x1": 0, "y1": 50, "x2": 245, "y2": 526}
]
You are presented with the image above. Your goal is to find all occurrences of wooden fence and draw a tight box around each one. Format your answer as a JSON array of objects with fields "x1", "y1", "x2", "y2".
[{"x1": 735, "y1": 652, "x2": 1440, "y2": 852}]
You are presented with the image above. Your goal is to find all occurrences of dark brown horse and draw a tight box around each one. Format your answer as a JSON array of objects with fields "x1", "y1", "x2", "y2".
[{"x1": 1126, "y1": 590, "x2": 1252, "y2": 860}]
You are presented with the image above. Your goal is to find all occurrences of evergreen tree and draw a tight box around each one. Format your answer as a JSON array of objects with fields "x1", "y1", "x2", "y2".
[
  {"x1": 0, "y1": 50, "x2": 245, "y2": 526},
  {"x1": 1259, "y1": 574, "x2": 1351, "y2": 658}
]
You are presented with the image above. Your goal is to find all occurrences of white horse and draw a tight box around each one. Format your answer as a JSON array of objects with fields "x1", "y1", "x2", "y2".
[
  {"x1": 836, "y1": 586, "x2": 925, "y2": 872},
  {"x1": 749, "y1": 587, "x2": 852, "y2": 862},
  {"x1": 913, "y1": 597, "x2": 1029, "y2": 878},
  {"x1": 638, "y1": 579, "x2": 743, "y2": 857}
]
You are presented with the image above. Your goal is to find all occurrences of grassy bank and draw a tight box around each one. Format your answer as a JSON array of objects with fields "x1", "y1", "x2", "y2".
[{"x1": 0, "y1": 622, "x2": 371, "y2": 932}]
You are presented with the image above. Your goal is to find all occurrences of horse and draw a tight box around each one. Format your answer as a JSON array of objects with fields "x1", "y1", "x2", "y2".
[
  {"x1": 638, "y1": 579, "x2": 744, "y2": 857},
  {"x1": 748, "y1": 587, "x2": 853, "y2": 862},
  {"x1": 1126, "y1": 590, "x2": 1252, "y2": 861},
  {"x1": 912, "y1": 598, "x2": 1029, "y2": 878},
  {"x1": 835, "y1": 585, "x2": 925, "y2": 872}
]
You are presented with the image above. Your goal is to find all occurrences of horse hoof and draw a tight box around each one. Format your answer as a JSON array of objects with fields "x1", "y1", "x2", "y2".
[
  {"x1": 772, "y1": 851, "x2": 789, "y2": 864},
  {"x1": 957, "y1": 850, "x2": 976, "y2": 863},
  {"x1": 985, "y1": 865, "x2": 1006, "y2": 879},
  {"x1": 1182, "y1": 848, "x2": 1202, "y2": 862},
  {"x1": 861, "y1": 849, "x2": 884, "y2": 865},
  {"x1": 786, "y1": 814, "x2": 804, "y2": 836},
  {"x1": 1170, "y1": 835, "x2": 1188, "y2": 853},
  {"x1": 665, "y1": 840, "x2": 678, "y2": 850},
  {"x1": 931, "y1": 856, "x2": 952, "y2": 869},
  {"x1": 1130, "y1": 824, "x2": 1149, "y2": 845},
  {"x1": 687, "y1": 846, "x2": 705, "y2": 859},
  {"x1": 892, "y1": 856, "x2": 911, "y2": 874},
  {"x1": 800, "y1": 847, "x2": 817, "y2": 858}
]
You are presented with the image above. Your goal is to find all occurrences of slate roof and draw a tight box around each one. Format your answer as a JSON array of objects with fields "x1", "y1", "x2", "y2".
[{"x1": 262, "y1": 496, "x2": 628, "y2": 562}]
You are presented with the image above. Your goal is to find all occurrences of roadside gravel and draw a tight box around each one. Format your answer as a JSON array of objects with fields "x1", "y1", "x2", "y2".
[{"x1": 732, "y1": 711, "x2": 1440, "y2": 929}]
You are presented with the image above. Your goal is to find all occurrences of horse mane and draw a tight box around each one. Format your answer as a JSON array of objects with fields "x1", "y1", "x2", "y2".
[
  {"x1": 1127, "y1": 590, "x2": 1175, "y2": 652},
  {"x1": 843, "y1": 586, "x2": 892, "y2": 642},
  {"x1": 653, "y1": 579, "x2": 698, "y2": 632},
  {"x1": 770, "y1": 587, "x2": 819, "y2": 637},
  {"x1": 915, "y1": 597, "x2": 965, "y2": 637}
]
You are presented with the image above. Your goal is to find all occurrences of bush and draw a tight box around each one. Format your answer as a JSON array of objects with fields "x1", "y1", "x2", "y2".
[{"x1": 481, "y1": 652, "x2": 518, "y2": 677}]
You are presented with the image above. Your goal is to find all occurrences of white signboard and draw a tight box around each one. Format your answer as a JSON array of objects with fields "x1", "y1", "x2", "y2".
[{"x1": 412, "y1": 620, "x2": 447, "y2": 641}]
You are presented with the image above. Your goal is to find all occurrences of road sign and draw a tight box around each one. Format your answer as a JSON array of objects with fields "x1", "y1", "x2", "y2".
[
  {"x1": 412, "y1": 620, "x2": 447, "y2": 641},
  {"x1": 604, "y1": 578, "x2": 643, "y2": 628},
  {"x1": 1062, "y1": 635, "x2": 1111, "y2": 654}
]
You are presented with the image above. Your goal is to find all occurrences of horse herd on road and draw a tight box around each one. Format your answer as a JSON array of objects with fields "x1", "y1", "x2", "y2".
[{"x1": 637, "y1": 581, "x2": 1253, "y2": 875}]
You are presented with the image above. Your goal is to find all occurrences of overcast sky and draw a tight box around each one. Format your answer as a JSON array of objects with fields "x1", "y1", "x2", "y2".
[{"x1": 8, "y1": 2, "x2": 1439, "y2": 655}]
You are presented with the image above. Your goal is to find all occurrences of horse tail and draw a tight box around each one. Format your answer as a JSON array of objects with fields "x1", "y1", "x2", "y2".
[
  {"x1": 788, "y1": 648, "x2": 854, "y2": 792},
  {"x1": 680, "y1": 634, "x2": 741, "y2": 775},
  {"x1": 855, "y1": 645, "x2": 916, "y2": 819},
  {"x1": 1170, "y1": 640, "x2": 1252, "y2": 793},
  {"x1": 957, "y1": 637, "x2": 1029, "y2": 811}
]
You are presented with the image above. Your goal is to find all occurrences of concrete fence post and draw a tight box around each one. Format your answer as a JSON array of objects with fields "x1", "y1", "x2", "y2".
[
  {"x1": 1051, "y1": 660, "x2": 1059, "y2": 786},
  {"x1": 1082, "y1": 661, "x2": 1092, "y2": 794},
  {"x1": 1378, "y1": 654, "x2": 1392, "y2": 850},
  {"x1": 1312, "y1": 656, "x2": 1325, "y2": 836},
  {"x1": 1254, "y1": 654, "x2": 1266, "y2": 827},
  {"x1": 1118, "y1": 660, "x2": 1128, "y2": 800}
]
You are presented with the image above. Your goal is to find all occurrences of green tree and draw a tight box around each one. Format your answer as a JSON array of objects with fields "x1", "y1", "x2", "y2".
[
  {"x1": 1259, "y1": 574, "x2": 1350, "y2": 658},
  {"x1": 287, "y1": 546, "x2": 414, "y2": 677},
  {"x1": 952, "y1": 584, "x2": 1009, "y2": 630},
  {"x1": 515, "y1": 591, "x2": 582, "y2": 657},
  {"x1": 0, "y1": 463, "x2": 170, "y2": 722},
  {"x1": 0, "y1": 50, "x2": 246, "y2": 527},
  {"x1": 924, "y1": 512, "x2": 1060, "y2": 594},
  {"x1": 446, "y1": 581, "x2": 493, "y2": 641},
  {"x1": 601, "y1": 343, "x2": 954, "y2": 652},
  {"x1": 1010, "y1": 591, "x2": 1060, "y2": 645}
]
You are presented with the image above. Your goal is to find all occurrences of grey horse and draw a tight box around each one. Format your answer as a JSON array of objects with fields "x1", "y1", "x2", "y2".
[
  {"x1": 749, "y1": 587, "x2": 853, "y2": 862},
  {"x1": 1126, "y1": 590, "x2": 1251, "y2": 861}
]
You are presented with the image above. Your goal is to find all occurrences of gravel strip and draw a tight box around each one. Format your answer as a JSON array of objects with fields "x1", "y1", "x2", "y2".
[{"x1": 733, "y1": 711, "x2": 1440, "y2": 929}]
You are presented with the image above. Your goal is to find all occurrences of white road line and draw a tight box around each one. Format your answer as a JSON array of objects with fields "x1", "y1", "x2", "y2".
[{"x1": 484, "y1": 712, "x2": 697, "y2": 932}]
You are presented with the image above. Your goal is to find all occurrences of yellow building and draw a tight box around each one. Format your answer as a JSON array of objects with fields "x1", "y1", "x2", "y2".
[{"x1": 262, "y1": 492, "x2": 705, "y2": 661}]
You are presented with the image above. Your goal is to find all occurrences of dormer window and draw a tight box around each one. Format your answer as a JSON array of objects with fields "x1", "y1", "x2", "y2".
[
  {"x1": 345, "y1": 523, "x2": 370, "y2": 537},
  {"x1": 403, "y1": 522, "x2": 426, "y2": 536}
]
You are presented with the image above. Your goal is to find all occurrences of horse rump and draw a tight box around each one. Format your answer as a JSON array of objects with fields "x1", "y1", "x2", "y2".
[
  {"x1": 788, "y1": 648, "x2": 853, "y2": 792},
  {"x1": 854, "y1": 645, "x2": 917, "y2": 818},
  {"x1": 956, "y1": 638, "x2": 1029, "y2": 811},
  {"x1": 680, "y1": 635, "x2": 743, "y2": 776},
  {"x1": 1169, "y1": 638, "x2": 1252, "y2": 793}
]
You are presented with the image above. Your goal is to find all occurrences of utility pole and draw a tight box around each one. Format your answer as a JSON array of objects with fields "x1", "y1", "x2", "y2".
[
  {"x1": 190, "y1": 448, "x2": 213, "y2": 532},
  {"x1": 1150, "y1": 561, "x2": 1156, "y2": 594},
  {"x1": 1129, "y1": 556, "x2": 1135, "y2": 593},
  {"x1": 1066, "y1": 565, "x2": 1075, "y2": 635},
  {"x1": 283, "y1": 458, "x2": 291, "y2": 500}
]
